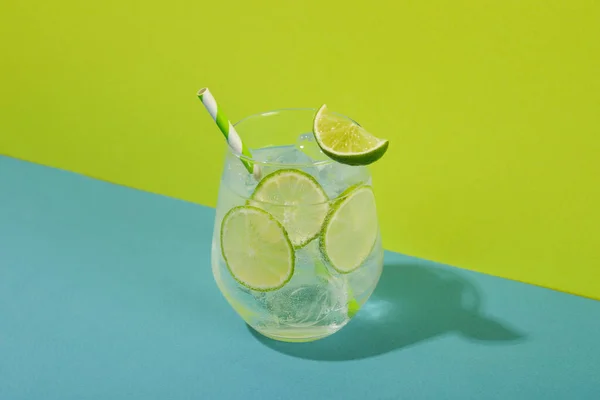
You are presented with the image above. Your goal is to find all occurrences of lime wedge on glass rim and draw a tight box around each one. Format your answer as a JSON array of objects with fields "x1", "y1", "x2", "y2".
[
  {"x1": 320, "y1": 185, "x2": 379, "y2": 274},
  {"x1": 313, "y1": 104, "x2": 389, "y2": 166},
  {"x1": 248, "y1": 169, "x2": 329, "y2": 248},
  {"x1": 220, "y1": 206, "x2": 295, "y2": 291}
]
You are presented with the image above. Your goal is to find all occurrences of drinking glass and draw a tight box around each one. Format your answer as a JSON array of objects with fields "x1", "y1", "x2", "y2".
[{"x1": 211, "y1": 109, "x2": 384, "y2": 342}]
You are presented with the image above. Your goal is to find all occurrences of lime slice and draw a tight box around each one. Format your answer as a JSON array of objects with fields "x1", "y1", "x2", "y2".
[
  {"x1": 313, "y1": 104, "x2": 389, "y2": 166},
  {"x1": 320, "y1": 185, "x2": 379, "y2": 273},
  {"x1": 249, "y1": 169, "x2": 329, "y2": 248},
  {"x1": 221, "y1": 206, "x2": 294, "y2": 291}
]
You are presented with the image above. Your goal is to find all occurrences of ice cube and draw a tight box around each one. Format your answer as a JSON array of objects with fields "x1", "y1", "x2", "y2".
[
  {"x1": 255, "y1": 240, "x2": 348, "y2": 328},
  {"x1": 261, "y1": 271, "x2": 348, "y2": 328},
  {"x1": 251, "y1": 144, "x2": 316, "y2": 177},
  {"x1": 251, "y1": 144, "x2": 314, "y2": 165},
  {"x1": 317, "y1": 162, "x2": 371, "y2": 198},
  {"x1": 220, "y1": 152, "x2": 260, "y2": 198},
  {"x1": 295, "y1": 133, "x2": 330, "y2": 162},
  {"x1": 294, "y1": 133, "x2": 372, "y2": 198}
]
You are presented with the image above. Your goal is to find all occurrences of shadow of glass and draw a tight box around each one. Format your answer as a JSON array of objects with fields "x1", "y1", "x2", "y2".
[{"x1": 248, "y1": 261, "x2": 527, "y2": 361}]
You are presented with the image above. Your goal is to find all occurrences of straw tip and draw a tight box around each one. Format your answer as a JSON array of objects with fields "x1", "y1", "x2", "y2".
[{"x1": 197, "y1": 88, "x2": 209, "y2": 97}]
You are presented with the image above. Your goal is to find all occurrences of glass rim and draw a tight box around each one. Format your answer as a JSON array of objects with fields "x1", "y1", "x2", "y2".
[{"x1": 231, "y1": 107, "x2": 356, "y2": 168}]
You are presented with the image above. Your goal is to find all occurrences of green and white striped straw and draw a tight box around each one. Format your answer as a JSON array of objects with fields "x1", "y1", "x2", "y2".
[{"x1": 197, "y1": 88, "x2": 261, "y2": 179}]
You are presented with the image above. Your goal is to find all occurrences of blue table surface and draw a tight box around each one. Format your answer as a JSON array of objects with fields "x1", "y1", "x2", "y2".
[{"x1": 1, "y1": 155, "x2": 599, "y2": 400}]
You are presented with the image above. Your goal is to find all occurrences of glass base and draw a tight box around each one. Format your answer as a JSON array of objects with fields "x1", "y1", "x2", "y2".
[{"x1": 252, "y1": 324, "x2": 347, "y2": 343}]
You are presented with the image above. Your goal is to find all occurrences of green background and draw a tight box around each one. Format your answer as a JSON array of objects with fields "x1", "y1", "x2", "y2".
[{"x1": 1, "y1": 0, "x2": 599, "y2": 298}]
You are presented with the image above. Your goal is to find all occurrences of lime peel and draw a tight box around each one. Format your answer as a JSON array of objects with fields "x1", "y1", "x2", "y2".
[{"x1": 313, "y1": 104, "x2": 389, "y2": 166}]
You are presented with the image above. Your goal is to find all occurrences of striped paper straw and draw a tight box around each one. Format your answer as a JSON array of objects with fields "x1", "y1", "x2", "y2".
[{"x1": 197, "y1": 88, "x2": 261, "y2": 179}]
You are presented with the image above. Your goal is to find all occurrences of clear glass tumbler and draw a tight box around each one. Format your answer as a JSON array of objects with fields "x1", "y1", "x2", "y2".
[{"x1": 211, "y1": 109, "x2": 384, "y2": 342}]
